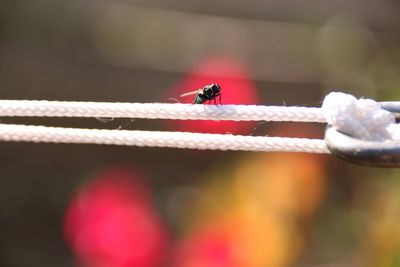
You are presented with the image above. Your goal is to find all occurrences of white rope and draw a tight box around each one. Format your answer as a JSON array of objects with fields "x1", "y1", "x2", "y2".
[
  {"x1": 0, "y1": 124, "x2": 329, "y2": 153},
  {"x1": 0, "y1": 93, "x2": 398, "y2": 153},
  {"x1": 322, "y1": 92, "x2": 400, "y2": 141},
  {"x1": 0, "y1": 100, "x2": 325, "y2": 122}
]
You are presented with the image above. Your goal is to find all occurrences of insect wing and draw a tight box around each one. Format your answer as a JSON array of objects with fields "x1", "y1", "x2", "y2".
[{"x1": 180, "y1": 89, "x2": 202, "y2": 98}]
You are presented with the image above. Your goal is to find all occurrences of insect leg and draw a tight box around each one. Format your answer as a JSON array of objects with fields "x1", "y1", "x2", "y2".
[
  {"x1": 217, "y1": 93, "x2": 222, "y2": 105},
  {"x1": 203, "y1": 100, "x2": 208, "y2": 110}
]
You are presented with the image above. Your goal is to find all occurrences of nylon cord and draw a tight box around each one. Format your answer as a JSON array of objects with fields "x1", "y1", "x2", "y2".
[
  {"x1": 0, "y1": 93, "x2": 398, "y2": 153},
  {"x1": 0, "y1": 100, "x2": 325, "y2": 122},
  {"x1": 0, "y1": 124, "x2": 329, "y2": 153}
]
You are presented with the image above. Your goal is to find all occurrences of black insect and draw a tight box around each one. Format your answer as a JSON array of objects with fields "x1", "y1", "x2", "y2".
[{"x1": 180, "y1": 84, "x2": 222, "y2": 105}]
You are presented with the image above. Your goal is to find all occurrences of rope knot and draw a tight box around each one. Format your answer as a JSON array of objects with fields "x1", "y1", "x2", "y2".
[{"x1": 322, "y1": 92, "x2": 396, "y2": 141}]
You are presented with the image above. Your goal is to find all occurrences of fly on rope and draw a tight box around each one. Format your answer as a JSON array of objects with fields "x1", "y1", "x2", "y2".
[{"x1": 0, "y1": 92, "x2": 399, "y2": 165}]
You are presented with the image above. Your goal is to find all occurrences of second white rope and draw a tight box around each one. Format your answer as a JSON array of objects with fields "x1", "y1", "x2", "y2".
[{"x1": 0, "y1": 124, "x2": 329, "y2": 153}]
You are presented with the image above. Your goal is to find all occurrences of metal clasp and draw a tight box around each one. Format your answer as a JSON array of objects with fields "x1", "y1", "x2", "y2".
[{"x1": 325, "y1": 102, "x2": 400, "y2": 167}]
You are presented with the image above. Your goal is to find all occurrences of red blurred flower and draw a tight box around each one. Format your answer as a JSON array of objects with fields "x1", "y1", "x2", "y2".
[
  {"x1": 63, "y1": 167, "x2": 168, "y2": 267},
  {"x1": 167, "y1": 56, "x2": 259, "y2": 134},
  {"x1": 174, "y1": 220, "x2": 245, "y2": 267}
]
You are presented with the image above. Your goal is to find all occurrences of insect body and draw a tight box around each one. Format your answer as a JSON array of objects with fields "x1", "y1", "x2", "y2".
[{"x1": 180, "y1": 84, "x2": 222, "y2": 105}]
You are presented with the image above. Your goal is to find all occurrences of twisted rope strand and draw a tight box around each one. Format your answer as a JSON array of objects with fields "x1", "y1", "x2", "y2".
[
  {"x1": 0, "y1": 93, "x2": 397, "y2": 154},
  {"x1": 0, "y1": 100, "x2": 326, "y2": 122},
  {"x1": 0, "y1": 124, "x2": 329, "y2": 153}
]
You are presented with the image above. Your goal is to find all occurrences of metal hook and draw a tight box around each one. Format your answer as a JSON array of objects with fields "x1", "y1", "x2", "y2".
[
  {"x1": 324, "y1": 102, "x2": 400, "y2": 167},
  {"x1": 380, "y1": 102, "x2": 400, "y2": 120}
]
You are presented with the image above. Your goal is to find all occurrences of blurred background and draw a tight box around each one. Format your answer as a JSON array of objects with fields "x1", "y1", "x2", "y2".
[{"x1": 1, "y1": 0, "x2": 400, "y2": 266}]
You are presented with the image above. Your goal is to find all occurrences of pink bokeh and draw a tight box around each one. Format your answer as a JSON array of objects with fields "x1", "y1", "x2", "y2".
[
  {"x1": 173, "y1": 221, "x2": 246, "y2": 267},
  {"x1": 63, "y1": 167, "x2": 168, "y2": 267},
  {"x1": 167, "y1": 56, "x2": 259, "y2": 134}
]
